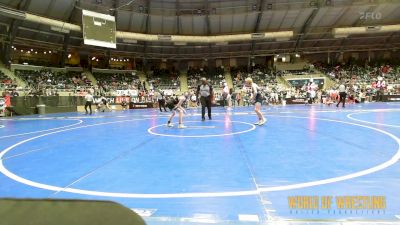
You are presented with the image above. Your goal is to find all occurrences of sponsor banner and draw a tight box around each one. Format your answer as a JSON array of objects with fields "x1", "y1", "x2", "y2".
[
  {"x1": 130, "y1": 102, "x2": 153, "y2": 109},
  {"x1": 93, "y1": 97, "x2": 115, "y2": 104},
  {"x1": 115, "y1": 96, "x2": 131, "y2": 104},
  {"x1": 383, "y1": 95, "x2": 400, "y2": 102},
  {"x1": 81, "y1": 96, "x2": 153, "y2": 107},
  {"x1": 116, "y1": 89, "x2": 138, "y2": 96},
  {"x1": 286, "y1": 97, "x2": 307, "y2": 104}
]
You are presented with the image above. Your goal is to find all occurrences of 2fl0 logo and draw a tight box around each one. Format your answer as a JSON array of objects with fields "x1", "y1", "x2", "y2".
[{"x1": 359, "y1": 12, "x2": 382, "y2": 20}]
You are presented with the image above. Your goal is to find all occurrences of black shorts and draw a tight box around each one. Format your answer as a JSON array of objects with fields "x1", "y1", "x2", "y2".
[
  {"x1": 166, "y1": 103, "x2": 175, "y2": 110},
  {"x1": 158, "y1": 99, "x2": 165, "y2": 104},
  {"x1": 170, "y1": 106, "x2": 185, "y2": 112},
  {"x1": 255, "y1": 93, "x2": 262, "y2": 103}
]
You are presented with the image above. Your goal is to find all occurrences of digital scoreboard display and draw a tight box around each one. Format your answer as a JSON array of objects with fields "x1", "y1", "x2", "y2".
[{"x1": 82, "y1": 10, "x2": 116, "y2": 49}]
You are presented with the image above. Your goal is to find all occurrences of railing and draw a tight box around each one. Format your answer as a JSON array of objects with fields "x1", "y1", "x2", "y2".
[
  {"x1": 92, "y1": 68, "x2": 137, "y2": 74},
  {"x1": 10, "y1": 64, "x2": 83, "y2": 72}
]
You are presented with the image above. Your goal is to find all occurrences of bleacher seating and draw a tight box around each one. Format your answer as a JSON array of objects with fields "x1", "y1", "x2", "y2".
[
  {"x1": 147, "y1": 68, "x2": 180, "y2": 90},
  {"x1": 4, "y1": 62, "x2": 399, "y2": 99},
  {"x1": 93, "y1": 72, "x2": 140, "y2": 93},
  {"x1": 231, "y1": 64, "x2": 278, "y2": 89},
  {"x1": 15, "y1": 69, "x2": 91, "y2": 89},
  {"x1": 0, "y1": 71, "x2": 16, "y2": 89},
  {"x1": 187, "y1": 66, "x2": 225, "y2": 89},
  {"x1": 314, "y1": 63, "x2": 400, "y2": 88}
]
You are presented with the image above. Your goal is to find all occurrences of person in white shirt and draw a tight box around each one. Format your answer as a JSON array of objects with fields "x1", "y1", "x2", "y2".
[
  {"x1": 336, "y1": 82, "x2": 347, "y2": 108},
  {"x1": 156, "y1": 91, "x2": 167, "y2": 112},
  {"x1": 376, "y1": 77, "x2": 386, "y2": 102},
  {"x1": 149, "y1": 89, "x2": 155, "y2": 103},
  {"x1": 196, "y1": 78, "x2": 214, "y2": 121},
  {"x1": 305, "y1": 79, "x2": 317, "y2": 105},
  {"x1": 84, "y1": 91, "x2": 94, "y2": 115},
  {"x1": 222, "y1": 82, "x2": 232, "y2": 110},
  {"x1": 244, "y1": 78, "x2": 266, "y2": 125}
]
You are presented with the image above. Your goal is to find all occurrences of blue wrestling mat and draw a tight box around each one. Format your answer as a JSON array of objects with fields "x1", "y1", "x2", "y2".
[{"x1": 1, "y1": 103, "x2": 400, "y2": 225}]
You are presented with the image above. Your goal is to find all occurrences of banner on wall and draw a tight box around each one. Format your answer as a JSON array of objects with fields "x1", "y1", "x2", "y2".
[
  {"x1": 129, "y1": 102, "x2": 153, "y2": 109},
  {"x1": 115, "y1": 96, "x2": 131, "y2": 104},
  {"x1": 93, "y1": 97, "x2": 115, "y2": 104},
  {"x1": 116, "y1": 89, "x2": 138, "y2": 96},
  {"x1": 383, "y1": 95, "x2": 400, "y2": 102},
  {"x1": 90, "y1": 96, "x2": 142, "y2": 105},
  {"x1": 285, "y1": 97, "x2": 308, "y2": 104}
]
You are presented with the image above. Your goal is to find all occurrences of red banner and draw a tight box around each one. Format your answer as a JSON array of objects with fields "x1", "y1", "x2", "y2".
[{"x1": 115, "y1": 96, "x2": 131, "y2": 104}]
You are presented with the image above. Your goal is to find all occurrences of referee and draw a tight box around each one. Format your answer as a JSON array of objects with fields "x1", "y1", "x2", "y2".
[
  {"x1": 197, "y1": 78, "x2": 213, "y2": 121},
  {"x1": 157, "y1": 91, "x2": 167, "y2": 112},
  {"x1": 84, "y1": 90, "x2": 94, "y2": 115},
  {"x1": 336, "y1": 82, "x2": 347, "y2": 108}
]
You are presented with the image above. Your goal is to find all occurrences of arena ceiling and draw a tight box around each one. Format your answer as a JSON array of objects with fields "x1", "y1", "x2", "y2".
[{"x1": 0, "y1": 0, "x2": 400, "y2": 59}]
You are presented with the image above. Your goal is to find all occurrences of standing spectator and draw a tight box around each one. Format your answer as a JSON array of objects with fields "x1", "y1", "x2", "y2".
[
  {"x1": 231, "y1": 91, "x2": 236, "y2": 107},
  {"x1": 138, "y1": 90, "x2": 144, "y2": 103},
  {"x1": 149, "y1": 89, "x2": 155, "y2": 103},
  {"x1": 142, "y1": 81, "x2": 146, "y2": 91},
  {"x1": 376, "y1": 77, "x2": 386, "y2": 102},
  {"x1": 236, "y1": 92, "x2": 241, "y2": 106},
  {"x1": 305, "y1": 79, "x2": 317, "y2": 105},
  {"x1": 222, "y1": 82, "x2": 232, "y2": 109}
]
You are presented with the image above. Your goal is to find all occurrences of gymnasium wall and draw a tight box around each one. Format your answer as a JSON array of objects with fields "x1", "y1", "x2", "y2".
[
  {"x1": 10, "y1": 96, "x2": 79, "y2": 115},
  {"x1": 9, "y1": 96, "x2": 154, "y2": 115}
]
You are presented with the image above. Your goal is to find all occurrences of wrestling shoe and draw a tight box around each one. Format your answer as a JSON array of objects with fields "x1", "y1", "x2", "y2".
[
  {"x1": 258, "y1": 118, "x2": 267, "y2": 126},
  {"x1": 167, "y1": 122, "x2": 173, "y2": 127},
  {"x1": 178, "y1": 124, "x2": 187, "y2": 129}
]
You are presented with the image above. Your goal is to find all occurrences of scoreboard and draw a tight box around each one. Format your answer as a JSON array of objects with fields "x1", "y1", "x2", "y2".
[{"x1": 82, "y1": 10, "x2": 116, "y2": 49}]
